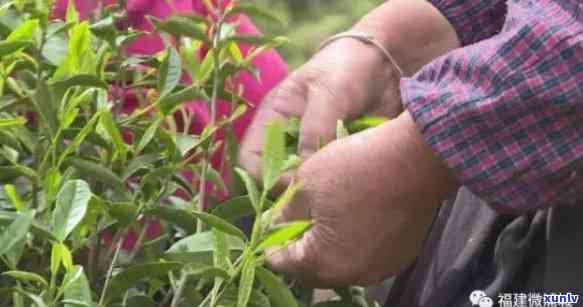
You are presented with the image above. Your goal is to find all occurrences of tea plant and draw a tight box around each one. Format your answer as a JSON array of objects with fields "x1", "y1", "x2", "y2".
[{"x1": 0, "y1": 0, "x2": 383, "y2": 306}]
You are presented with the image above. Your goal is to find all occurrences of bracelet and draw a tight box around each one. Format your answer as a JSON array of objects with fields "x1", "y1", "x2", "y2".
[{"x1": 319, "y1": 31, "x2": 405, "y2": 77}]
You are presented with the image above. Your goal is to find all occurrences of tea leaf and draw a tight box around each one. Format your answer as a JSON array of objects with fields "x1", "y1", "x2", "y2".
[
  {"x1": 271, "y1": 183, "x2": 302, "y2": 216},
  {"x1": 67, "y1": 158, "x2": 125, "y2": 192},
  {"x1": 90, "y1": 16, "x2": 116, "y2": 46},
  {"x1": 226, "y1": 4, "x2": 282, "y2": 26},
  {"x1": 218, "y1": 286, "x2": 271, "y2": 307},
  {"x1": 212, "y1": 195, "x2": 256, "y2": 222},
  {"x1": 3, "y1": 184, "x2": 23, "y2": 211},
  {"x1": 51, "y1": 242, "x2": 74, "y2": 274},
  {"x1": 213, "y1": 229, "x2": 232, "y2": 271},
  {"x1": 99, "y1": 111, "x2": 127, "y2": 159},
  {"x1": 144, "y1": 206, "x2": 197, "y2": 234},
  {"x1": 122, "y1": 153, "x2": 164, "y2": 180},
  {"x1": 184, "y1": 263, "x2": 230, "y2": 280},
  {"x1": 262, "y1": 120, "x2": 286, "y2": 192},
  {"x1": 12, "y1": 288, "x2": 48, "y2": 307},
  {"x1": 0, "y1": 211, "x2": 56, "y2": 241},
  {"x1": 7, "y1": 19, "x2": 38, "y2": 42},
  {"x1": 53, "y1": 22, "x2": 97, "y2": 80},
  {"x1": 158, "y1": 47, "x2": 182, "y2": 98},
  {"x1": 104, "y1": 262, "x2": 183, "y2": 302},
  {"x1": 190, "y1": 164, "x2": 228, "y2": 193},
  {"x1": 197, "y1": 50, "x2": 214, "y2": 83},
  {"x1": 157, "y1": 85, "x2": 207, "y2": 116},
  {"x1": 175, "y1": 134, "x2": 199, "y2": 156},
  {"x1": 58, "y1": 111, "x2": 102, "y2": 166},
  {"x1": 256, "y1": 267, "x2": 298, "y2": 307},
  {"x1": 0, "y1": 130, "x2": 21, "y2": 150},
  {"x1": 120, "y1": 296, "x2": 156, "y2": 307},
  {"x1": 33, "y1": 79, "x2": 59, "y2": 138},
  {"x1": 52, "y1": 74, "x2": 108, "y2": 90},
  {"x1": 52, "y1": 180, "x2": 92, "y2": 242},
  {"x1": 63, "y1": 266, "x2": 92, "y2": 307},
  {"x1": 234, "y1": 168, "x2": 260, "y2": 214},
  {"x1": 136, "y1": 118, "x2": 161, "y2": 153},
  {"x1": 191, "y1": 211, "x2": 247, "y2": 241},
  {"x1": 2, "y1": 271, "x2": 49, "y2": 288},
  {"x1": 108, "y1": 202, "x2": 138, "y2": 226},
  {"x1": 237, "y1": 257, "x2": 257, "y2": 307},
  {"x1": 165, "y1": 231, "x2": 245, "y2": 264},
  {"x1": 149, "y1": 16, "x2": 209, "y2": 43},
  {"x1": 0, "y1": 210, "x2": 34, "y2": 257},
  {"x1": 0, "y1": 40, "x2": 30, "y2": 57},
  {"x1": 346, "y1": 116, "x2": 389, "y2": 134},
  {"x1": 256, "y1": 221, "x2": 311, "y2": 251},
  {"x1": 65, "y1": 0, "x2": 79, "y2": 25},
  {"x1": 0, "y1": 165, "x2": 37, "y2": 182}
]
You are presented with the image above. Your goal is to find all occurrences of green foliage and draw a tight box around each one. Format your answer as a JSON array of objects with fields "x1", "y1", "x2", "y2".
[
  {"x1": 255, "y1": 0, "x2": 385, "y2": 68},
  {"x1": 0, "y1": 1, "x2": 382, "y2": 306}
]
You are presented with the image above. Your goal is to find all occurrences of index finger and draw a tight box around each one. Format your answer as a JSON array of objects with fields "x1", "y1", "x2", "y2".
[{"x1": 239, "y1": 76, "x2": 309, "y2": 180}]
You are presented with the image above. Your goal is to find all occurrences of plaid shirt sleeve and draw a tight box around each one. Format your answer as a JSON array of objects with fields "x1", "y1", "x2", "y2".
[
  {"x1": 401, "y1": 0, "x2": 583, "y2": 213},
  {"x1": 429, "y1": 0, "x2": 508, "y2": 46}
]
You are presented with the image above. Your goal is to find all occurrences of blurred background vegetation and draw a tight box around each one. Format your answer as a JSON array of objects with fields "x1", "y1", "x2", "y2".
[{"x1": 254, "y1": 0, "x2": 385, "y2": 68}]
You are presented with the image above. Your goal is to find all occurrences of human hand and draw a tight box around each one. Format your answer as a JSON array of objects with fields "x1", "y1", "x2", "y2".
[
  {"x1": 239, "y1": 37, "x2": 402, "y2": 179},
  {"x1": 268, "y1": 112, "x2": 458, "y2": 287}
]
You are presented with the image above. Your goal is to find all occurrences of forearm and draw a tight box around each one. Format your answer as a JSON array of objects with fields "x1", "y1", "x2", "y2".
[{"x1": 352, "y1": 0, "x2": 460, "y2": 75}]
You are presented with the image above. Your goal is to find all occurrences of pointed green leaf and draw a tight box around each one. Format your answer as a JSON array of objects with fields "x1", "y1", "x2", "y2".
[
  {"x1": 104, "y1": 262, "x2": 183, "y2": 302},
  {"x1": 237, "y1": 257, "x2": 256, "y2": 307},
  {"x1": 67, "y1": 158, "x2": 125, "y2": 192},
  {"x1": 3, "y1": 184, "x2": 24, "y2": 211},
  {"x1": 7, "y1": 19, "x2": 39, "y2": 42},
  {"x1": 346, "y1": 116, "x2": 389, "y2": 134},
  {"x1": 191, "y1": 211, "x2": 247, "y2": 241},
  {"x1": 0, "y1": 211, "x2": 56, "y2": 241},
  {"x1": 52, "y1": 74, "x2": 108, "y2": 90},
  {"x1": 2, "y1": 271, "x2": 49, "y2": 288},
  {"x1": 144, "y1": 206, "x2": 196, "y2": 234},
  {"x1": 256, "y1": 267, "x2": 298, "y2": 307},
  {"x1": 149, "y1": 16, "x2": 209, "y2": 43},
  {"x1": 99, "y1": 111, "x2": 127, "y2": 158},
  {"x1": 0, "y1": 40, "x2": 30, "y2": 56},
  {"x1": 158, "y1": 47, "x2": 182, "y2": 98},
  {"x1": 52, "y1": 180, "x2": 92, "y2": 242},
  {"x1": 0, "y1": 210, "x2": 34, "y2": 257},
  {"x1": 226, "y1": 4, "x2": 282, "y2": 26},
  {"x1": 63, "y1": 266, "x2": 92, "y2": 307},
  {"x1": 157, "y1": 85, "x2": 207, "y2": 116},
  {"x1": 234, "y1": 168, "x2": 260, "y2": 214},
  {"x1": 257, "y1": 221, "x2": 312, "y2": 251},
  {"x1": 262, "y1": 120, "x2": 286, "y2": 192},
  {"x1": 165, "y1": 231, "x2": 245, "y2": 264}
]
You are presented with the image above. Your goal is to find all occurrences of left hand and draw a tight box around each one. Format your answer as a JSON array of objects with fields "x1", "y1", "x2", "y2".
[{"x1": 268, "y1": 112, "x2": 458, "y2": 287}]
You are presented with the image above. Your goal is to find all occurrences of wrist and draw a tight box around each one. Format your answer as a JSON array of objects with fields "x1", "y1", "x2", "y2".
[
  {"x1": 353, "y1": 0, "x2": 460, "y2": 75},
  {"x1": 391, "y1": 111, "x2": 460, "y2": 205}
]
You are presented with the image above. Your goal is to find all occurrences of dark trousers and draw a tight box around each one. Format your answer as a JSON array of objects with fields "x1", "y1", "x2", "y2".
[{"x1": 385, "y1": 188, "x2": 583, "y2": 307}]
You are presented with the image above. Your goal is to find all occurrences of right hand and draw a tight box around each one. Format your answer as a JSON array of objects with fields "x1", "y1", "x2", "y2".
[{"x1": 239, "y1": 38, "x2": 403, "y2": 178}]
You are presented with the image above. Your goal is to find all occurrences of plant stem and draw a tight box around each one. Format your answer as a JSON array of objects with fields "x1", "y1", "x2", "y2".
[
  {"x1": 170, "y1": 273, "x2": 187, "y2": 307},
  {"x1": 99, "y1": 233, "x2": 124, "y2": 305},
  {"x1": 127, "y1": 222, "x2": 148, "y2": 261}
]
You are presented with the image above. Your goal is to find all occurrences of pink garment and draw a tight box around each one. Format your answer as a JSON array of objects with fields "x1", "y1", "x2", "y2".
[
  {"x1": 52, "y1": 0, "x2": 288, "y2": 248},
  {"x1": 53, "y1": 0, "x2": 288, "y2": 139}
]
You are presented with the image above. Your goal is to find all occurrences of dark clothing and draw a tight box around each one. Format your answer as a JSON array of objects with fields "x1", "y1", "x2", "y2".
[{"x1": 385, "y1": 188, "x2": 583, "y2": 307}]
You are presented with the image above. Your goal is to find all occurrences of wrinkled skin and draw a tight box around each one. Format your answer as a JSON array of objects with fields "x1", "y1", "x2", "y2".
[{"x1": 240, "y1": 0, "x2": 460, "y2": 287}]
